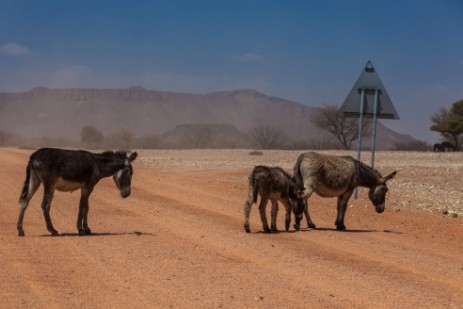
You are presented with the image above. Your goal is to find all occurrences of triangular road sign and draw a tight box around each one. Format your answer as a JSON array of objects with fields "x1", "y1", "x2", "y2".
[{"x1": 340, "y1": 60, "x2": 399, "y2": 119}]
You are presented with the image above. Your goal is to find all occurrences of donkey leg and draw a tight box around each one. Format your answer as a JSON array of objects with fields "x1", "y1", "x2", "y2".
[
  {"x1": 282, "y1": 199, "x2": 292, "y2": 232},
  {"x1": 270, "y1": 200, "x2": 279, "y2": 232},
  {"x1": 17, "y1": 173, "x2": 41, "y2": 237},
  {"x1": 17, "y1": 201, "x2": 30, "y2": 237},
  {"x1": 297, "y1": 184, "x2": 316, "y2": 229},
  {"x1": 304, "y1": 202, "x2": 316, "y2": 229},
  {"x1": 335, "y1": 191, "x2": 353, "y2": 231},
  {"x1": 293, "y1": 204, "x2": 303, "y2": 231},
  {"x1": 258, "y1": 195, "x2": 271, "y2": 233},
  {"x1": 41, "y1": 185, "x2": 58, "y2": 236},
  {"x1": 82, "y1": 202, "x2": 91, "y2": 235},
  {"x1": 81, "y1": 188, "x2": 93, "y2": 235},
  {"x1": 243, "y1": 201, "x2": 252, "y2": 233},
  {"x1": 77, "y1": 189, "x2": 92, "y2": 235}
]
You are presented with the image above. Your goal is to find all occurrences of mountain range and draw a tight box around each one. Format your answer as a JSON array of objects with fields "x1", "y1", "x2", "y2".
[{"x1": 0, "y1": 86, "x2": 415, "y2": 149}]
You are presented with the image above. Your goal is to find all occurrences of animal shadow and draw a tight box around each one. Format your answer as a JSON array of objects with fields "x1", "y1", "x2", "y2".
[
  {"x1": 313, "y1": 227, "x2": 402, "y2": 234},
  {"x1": 38, "y1": 231, "x2": 156, "y2": 237}
]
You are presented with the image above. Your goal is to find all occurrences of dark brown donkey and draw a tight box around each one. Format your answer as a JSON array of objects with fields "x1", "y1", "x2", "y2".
[
  {"x1": 292, "y1": 152, "x2": 397, "y2": 231},
  {"x1": 17, "y1": 148, "x2": 138, "y2": 236}
]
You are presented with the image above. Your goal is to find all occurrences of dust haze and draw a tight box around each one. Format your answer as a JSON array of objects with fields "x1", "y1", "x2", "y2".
[{"x1": 0, "y1": 86, "x2": 417, "y2": 150}]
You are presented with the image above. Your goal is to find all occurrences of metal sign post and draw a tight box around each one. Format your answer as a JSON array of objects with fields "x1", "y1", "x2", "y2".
[
  {"x1": 356, "y1": 89, "x2": 365, "y2": 161},
  {"x1": 354, "y1": 89, "x2": 365, "y2": 199},
  {"x1": 370, "y1": 89, "x2": 379, "y2": 169},
  {"x1": 340, "y1": 61, "x2": 399, "y2": 199}
]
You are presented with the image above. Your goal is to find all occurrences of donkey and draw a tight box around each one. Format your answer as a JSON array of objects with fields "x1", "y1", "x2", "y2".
[
  {"x1": 243, "y1": 165, "x2": 306, "y2": 233},
  {"x1": 292, "y1": 152, "x2": 397, "y2": 231},
  {"x1": 441, "y1": 141, "x2": 457, "y2": 152},
  {"x1": 17, "y1": 148, "x2": 138, "y2": 236},
  {"x1": 433, "y1": 143, "x2": 444, "y2": 152},
  {"x1": 434, "y1": 142, "x2": 457, "y2": 152}
]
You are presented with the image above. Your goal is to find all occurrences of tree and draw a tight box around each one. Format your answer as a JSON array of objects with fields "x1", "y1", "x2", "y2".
[
  {"x1": 80, "y1": 126, "x2": 104, "y2": 148},
  {"x1": 430, "y1": 100, "x2": 463, "y2": 150},
  {"x1": 113, "y1": 128, "x2": 136, "y2": 151},
  {"x1": 251, "y1": 125, "x2": 286, "y2": 149},
  {"x1": 311, "y1": 104, "x2": 371, "y2": 150}
]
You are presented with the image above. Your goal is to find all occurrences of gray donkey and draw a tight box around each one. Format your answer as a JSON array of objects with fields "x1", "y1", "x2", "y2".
[
  {"x1": 243, "y1": 165, "x2": 306, "y2": 233},
  {"x1": 17, "y1": 148, "x2": 138, "y2": 236},
  {"x1": 292, "y1": 152, "x2": 397, "y2": 231}
]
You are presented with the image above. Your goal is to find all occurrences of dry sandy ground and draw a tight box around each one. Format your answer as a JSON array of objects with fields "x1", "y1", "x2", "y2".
[{"x1": 1, "y1": 148, "x2": 462, "y2": 308}]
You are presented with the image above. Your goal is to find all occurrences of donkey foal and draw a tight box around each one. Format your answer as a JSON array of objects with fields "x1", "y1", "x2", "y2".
[{"x1": 243, "y1": 166, "x2": 305, "y2": 233}]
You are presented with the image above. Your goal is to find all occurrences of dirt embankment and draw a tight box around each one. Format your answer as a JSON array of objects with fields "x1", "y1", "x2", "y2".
[{"x1": 1, "y1": 148, "x2": 462, "y2": 308}]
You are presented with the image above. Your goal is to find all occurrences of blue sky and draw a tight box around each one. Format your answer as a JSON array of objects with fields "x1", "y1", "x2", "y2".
[{"x1": 1, "y1": 0, "x2": 462, "y2": 142}]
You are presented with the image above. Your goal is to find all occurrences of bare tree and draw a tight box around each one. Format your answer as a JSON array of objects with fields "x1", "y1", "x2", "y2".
[
  {"x1": 251, "y1": 125, "x2": 286, "y2": 149},
  {"x1": 113, "y1": 129, "x2": 136, "y2": 150},
  {"x1": 311, "y1": 104, "x2": 371, "y2": 150}
]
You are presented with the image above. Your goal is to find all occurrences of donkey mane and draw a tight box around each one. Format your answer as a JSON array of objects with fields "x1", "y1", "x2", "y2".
[
  {"x1": 99, "y1": 150, "x2": 128, "y2": 159},
  {"x1": 96, "y1": 151, "x2": 131, "y2": 165},
  {"x1": 353, "y1": 158, "x2": 382, "y2": 187}
]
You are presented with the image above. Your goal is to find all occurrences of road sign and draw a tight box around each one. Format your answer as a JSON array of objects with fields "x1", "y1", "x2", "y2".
[
  {"x1": 340, "y1": 61, "x2": 399, "y2": 199},
  {"x1": 340, "y1": 60, "x2": 399, "y2": 119}
]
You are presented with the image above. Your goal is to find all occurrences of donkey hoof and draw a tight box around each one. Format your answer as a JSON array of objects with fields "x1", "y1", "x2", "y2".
[
  {"x1": 18, "y1": 231, "x2": 25, "y2": 237},
  {"x1": 271, "y1": 228, "x2": 278, "y2": 233},
  {"x1": 293, "y1": 224, "x2": 300, "y2": 231},
  {"x1": 84, "y1": 227, "x2": 92, "y2": 235},
  {"x1": 309, "y1": 223, "x2": 316, "y2": 229},
  {"x1": 78, "y1": 228, "x2": 87, "y2": 235},
  {"x1": 263, "y1": 228, "x2": 271, "y2": 233},
  {"x1": 245, "y1": 228, "x2": 251, "y2": 233},
  {"x1": 336, "y1": 225, "x2": 346, "y2": 231}
]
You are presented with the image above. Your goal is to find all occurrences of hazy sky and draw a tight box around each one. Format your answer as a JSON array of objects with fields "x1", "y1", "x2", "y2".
[{"x1": 1, "y1": 0, "x2": 462, "y2": 142}]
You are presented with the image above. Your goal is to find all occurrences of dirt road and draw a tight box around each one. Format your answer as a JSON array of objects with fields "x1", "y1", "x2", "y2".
[{"x1": 1, "y1": 148, "x2": 462, "y2": 308}]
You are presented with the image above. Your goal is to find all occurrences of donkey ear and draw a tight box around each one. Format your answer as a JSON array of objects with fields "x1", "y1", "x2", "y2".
[
  {"x1": 128, "y1": 152, "x2": 138, "y2": 162},
  {"x1": 384, "y1": 171, "x2": 397, "y2": 182}
]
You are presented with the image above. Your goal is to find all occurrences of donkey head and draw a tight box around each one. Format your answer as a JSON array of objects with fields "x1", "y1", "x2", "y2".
[
  {"x1": 368, "y1": 171, "x2": 397, "y2": 213},
  {"x1": 113, "y1": 152, "x2": 138, "y2": 198},
  {"x1": 288, "y1": 183, "x2": 307, "y2": 217}
]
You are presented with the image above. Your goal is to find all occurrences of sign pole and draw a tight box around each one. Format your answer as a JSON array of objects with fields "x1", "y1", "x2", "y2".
[
  {"x1": 370, "y1": 89, "x2": 379, "y2": 169},
  {"x1": 340, "y1": 60, "x2": 400, "y2": 199},
  {"x1": 354, "y1": 88, "x2": 365, "y2": 199}
]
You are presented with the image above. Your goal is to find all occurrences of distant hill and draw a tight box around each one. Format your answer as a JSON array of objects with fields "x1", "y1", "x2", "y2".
[{"x1": 0, "y1": 86, "x2": 416, "y2": 149}]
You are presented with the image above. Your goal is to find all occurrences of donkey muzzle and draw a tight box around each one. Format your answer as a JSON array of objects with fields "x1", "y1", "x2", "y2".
[
  {"x1": 375, "y1": 203, "x2": 385, "y2": 213},
  {"x1": 121, "y1": 188, "x2": 131, "y2": 198}
]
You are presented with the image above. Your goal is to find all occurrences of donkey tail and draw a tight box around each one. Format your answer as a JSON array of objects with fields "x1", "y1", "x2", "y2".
[
  {"x1": 293, "y1": 154, "x2": 304, "y2": 182},
  {"x1": 247, "y1": 173, "x2": 259, "y2": 204},
  {"x1": 19, "y1": 161, "x2": 33, "y2": 203}
]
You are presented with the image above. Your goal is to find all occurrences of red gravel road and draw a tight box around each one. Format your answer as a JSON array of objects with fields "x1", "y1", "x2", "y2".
[{"x1": 1, "y1": 148, "x2": 462, "y2": 308}]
